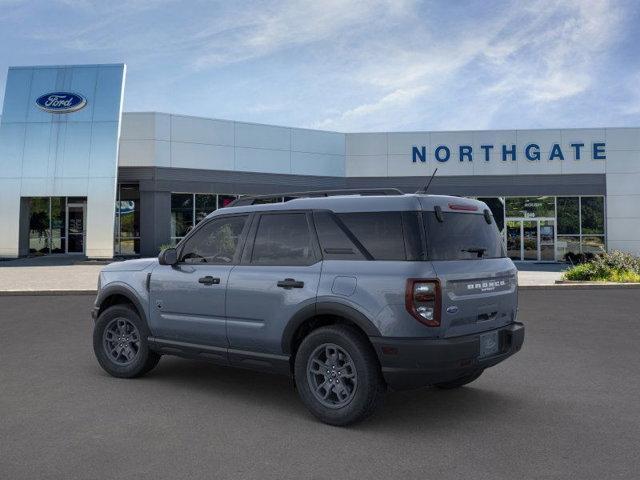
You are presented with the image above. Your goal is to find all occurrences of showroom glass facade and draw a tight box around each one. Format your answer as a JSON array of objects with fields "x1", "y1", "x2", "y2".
[
  {"x1": 27, "y1": 196, "x2": 87, "y2": 255},
  {"x1": 114, "y1": 184, "x2": 141, "y2": 256},
  {"x1": 164, "y1": 193, "x2": 605, "y2": 261},
  {"x1": 170, "y1": 193, "x2": 240, "y2": 245},
  {"x1": 477, "y1": 196, "x2": 605, "y2": 261}
]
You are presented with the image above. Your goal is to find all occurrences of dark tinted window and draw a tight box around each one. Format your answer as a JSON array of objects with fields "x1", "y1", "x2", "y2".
[
  {"x1": 557, "y1": 197, "x2": 579, "y2": 234},
  {"x1": 313, "y1": 211, "x2": 365, "y2": 260},
  {"x1": 581, "y1": 197, "x2": 605, "y2": 234},
  {"x1": 337, "y1": 212, "x2": 406, "y2": 260},
  {"x1": 424, "y1": 212, "x2": 505, "y2": 260},
  {"x1": 251, "y1": 213, "x2": 315, "y2": 265},
  {"x1": 180, "y1": 215, "x2": 247, "y2": 264}
]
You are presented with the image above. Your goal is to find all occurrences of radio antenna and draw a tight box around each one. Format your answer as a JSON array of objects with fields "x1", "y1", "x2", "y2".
[{"x1": 417, "y1": 168, "x2": 438, "y2": 194}]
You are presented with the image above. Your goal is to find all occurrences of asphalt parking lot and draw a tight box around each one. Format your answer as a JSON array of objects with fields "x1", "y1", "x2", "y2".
[{"x1": 1, "y1": 289, "x2": 639, "y2": 479}]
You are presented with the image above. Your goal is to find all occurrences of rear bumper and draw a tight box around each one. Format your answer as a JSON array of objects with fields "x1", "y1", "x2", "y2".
[{"x1": 371, "y1": 322, "x2": 524, "y2": 390}]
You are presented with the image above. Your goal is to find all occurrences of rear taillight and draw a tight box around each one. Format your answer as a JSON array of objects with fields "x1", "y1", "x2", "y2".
[{"x1": 405, "y1": 279, "x2": 441, "y2": 327}]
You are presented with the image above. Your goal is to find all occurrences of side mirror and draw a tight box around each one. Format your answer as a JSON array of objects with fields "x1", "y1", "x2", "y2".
[{"x1": 158, "y1": 247, "x2": 178, "y2": 266}]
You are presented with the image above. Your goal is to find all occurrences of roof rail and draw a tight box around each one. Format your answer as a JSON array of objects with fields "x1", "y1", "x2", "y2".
[{"x1": 226, "y1": 188, "x2": 404, "y2": 207}]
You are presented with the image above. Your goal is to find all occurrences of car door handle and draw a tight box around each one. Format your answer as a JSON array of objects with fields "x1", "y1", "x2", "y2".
[
  {"x1": 277, "y1": 278, "x2": 304, "y2": 289},
  {"x1": 198, "y1": 276, "x2": 220, "y2": 285}
]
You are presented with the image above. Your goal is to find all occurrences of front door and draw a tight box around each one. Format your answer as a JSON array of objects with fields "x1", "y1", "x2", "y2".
[
  {"x1": 148, "y1": 214, "x2": 250, "y2": 349},
  {"x1": 66, "y1": 203, "x2": 85, "y2": 254},
  {"x1": 505, "y1": 219, "x2": 556, "y2": 261},
  {"x1": 226, "y1": 212, "x2": 321, "y2": 359}
]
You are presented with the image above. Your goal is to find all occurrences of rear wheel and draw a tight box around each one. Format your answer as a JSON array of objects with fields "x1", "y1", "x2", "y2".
[
  {"x1": 435, "y1": 370, "x2": 483, "y2": 389},
  {"x1": 93, "y1": 304, "x2": 160, "y2": 378},
  {"x1": 294, "y1": 325, "x2": 385, "y2": 426}
]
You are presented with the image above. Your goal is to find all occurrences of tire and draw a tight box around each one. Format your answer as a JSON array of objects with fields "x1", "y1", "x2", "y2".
[
  {"x1": 93, "y1": 304, "x2": 160, "y2": 378},
  {"x1": 434, "y1": 370, "x2": 483, "y2": 390},
  {"x1": 294, "y1": 325, "x2": 385, "y2": 426}
]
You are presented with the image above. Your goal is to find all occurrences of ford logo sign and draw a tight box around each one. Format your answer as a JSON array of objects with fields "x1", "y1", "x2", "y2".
[{"x1": 35, "y1": 92, "x2": 87, "y2": 114}]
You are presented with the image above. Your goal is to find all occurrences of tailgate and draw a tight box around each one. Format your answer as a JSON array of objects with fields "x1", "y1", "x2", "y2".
[{"x1": 432, "y1": 258, "x2": 518, "y2": 338}]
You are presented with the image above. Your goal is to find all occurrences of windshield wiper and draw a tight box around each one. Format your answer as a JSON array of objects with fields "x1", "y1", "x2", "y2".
[{"x1": 461, "y1": 247, "x2": 486, "y2": 258}]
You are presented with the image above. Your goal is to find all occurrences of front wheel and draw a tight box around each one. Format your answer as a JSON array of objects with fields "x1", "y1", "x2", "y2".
[
  {"x1": 294, "y1": 325, "x2": 385, "y2": 426},
  {"x1": 93, "y1": 304, "x2": 160, "y2": 378}
]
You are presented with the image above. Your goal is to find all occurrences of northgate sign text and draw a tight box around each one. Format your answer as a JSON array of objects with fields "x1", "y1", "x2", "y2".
[{"x1": 412, "y1": 142, "x2": 606, "y2": 163}]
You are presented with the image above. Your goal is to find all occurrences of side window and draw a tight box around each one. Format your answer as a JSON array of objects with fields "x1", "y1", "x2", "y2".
[
  {"x1": 251, "y1": 213, "x2": 315, "y2": 266},
  {"x1": 337, "y1": 212, "x2": 407, "y2": 260},
  {"x1": 313, "y1": 211, "x2": 366, "y2": 260},
  {"x1": 180, "y1": 215, "x2": 248, "y2": 264}
]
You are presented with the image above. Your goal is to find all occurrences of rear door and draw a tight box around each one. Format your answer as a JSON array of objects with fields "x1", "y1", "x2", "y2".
[
  {"x1": 226, "y1": 211, "x2": 322, "y2": 362},
  {"x1": 149, "y1": 214, "x2": 250, "y2": 349},
  {"x1": 423, "y1": 209, "x2": 518, "y2": 338}
]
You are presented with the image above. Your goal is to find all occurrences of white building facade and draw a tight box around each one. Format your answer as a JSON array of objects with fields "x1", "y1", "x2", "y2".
[{"x1": 1, "y1": 64, "x2": 639, "y2": 260}]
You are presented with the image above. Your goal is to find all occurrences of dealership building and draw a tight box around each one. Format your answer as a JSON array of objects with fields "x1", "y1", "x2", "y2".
[{"x1": 1, "y1": 63, "x2": 639, "y2": 261}]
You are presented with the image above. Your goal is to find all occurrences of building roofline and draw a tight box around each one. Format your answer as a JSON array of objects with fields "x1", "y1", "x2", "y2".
[{"x1": 122, "y1": 111, "x2": 639, "y2": 135}]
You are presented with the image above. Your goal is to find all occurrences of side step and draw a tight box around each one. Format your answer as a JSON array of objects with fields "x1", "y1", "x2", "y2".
[{"x1": 148, "y1": 337, "x2": 291, "y2": 375}]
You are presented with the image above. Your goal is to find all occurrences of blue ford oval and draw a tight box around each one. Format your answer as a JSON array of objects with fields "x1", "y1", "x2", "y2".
[{"x1": 35, "y1": 92, "x2": 87, "y2": 114}]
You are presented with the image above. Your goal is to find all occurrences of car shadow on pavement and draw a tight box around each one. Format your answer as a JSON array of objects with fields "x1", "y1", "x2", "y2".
[{"x1": 104, "y1": 356, "x2": 525, "y2": 430}]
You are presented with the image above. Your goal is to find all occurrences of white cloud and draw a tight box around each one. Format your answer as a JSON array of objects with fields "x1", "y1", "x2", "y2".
[
  {"x1": 190, "y1": 0, "x2": 413, "y2": 69},
  {"x1": 314, "y1": 0, "x2": 625, "y2": 130},
  {"x1": 2, "y1": 0, "x2": 631, "y2": 130}
]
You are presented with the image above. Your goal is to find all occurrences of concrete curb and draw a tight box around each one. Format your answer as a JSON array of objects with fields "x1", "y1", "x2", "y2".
[{"x1": 0, "y1": 290, "x2": 97, "y2": 296}]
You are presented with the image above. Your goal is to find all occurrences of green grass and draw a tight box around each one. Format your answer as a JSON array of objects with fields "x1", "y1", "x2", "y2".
[{"x1": 563, "y1": 265, "x2": 640, "y2": 282}]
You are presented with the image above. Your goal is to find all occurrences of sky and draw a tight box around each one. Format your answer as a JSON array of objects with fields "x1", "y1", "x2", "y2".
[{"x1": 0, "y1": 0, "x2": 639, "y2": 132}]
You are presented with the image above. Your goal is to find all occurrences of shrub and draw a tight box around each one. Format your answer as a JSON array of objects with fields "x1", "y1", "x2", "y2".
[
  {"x1": 563, "y1": 250, "x2": 640, "y2": 282},
  {"x1": 158, "y1": 243, "x2": 174, "y2": 254},
  {"x1": 563, "y1": 252, "x2": 595, "y2": 265}
]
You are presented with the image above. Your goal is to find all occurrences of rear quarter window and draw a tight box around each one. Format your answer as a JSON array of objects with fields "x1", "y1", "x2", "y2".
[
  {"x1": 336, "y1": 212, "x2": 406, "y2": 260},
  {"x1": 251, "y1": 213, "x2": 315, "y2": 265},
  {"x1": 424, "y1": 211, "x2": 505, "y2": 260}
]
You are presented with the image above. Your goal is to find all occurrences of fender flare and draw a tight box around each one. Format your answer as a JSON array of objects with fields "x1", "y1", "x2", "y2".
[
  {"x1": 95, "y1": 283, "x2": 148, "y2": 323},
  {"x1": 281, "y1": 301, "x2": 381, "y2": 354}
]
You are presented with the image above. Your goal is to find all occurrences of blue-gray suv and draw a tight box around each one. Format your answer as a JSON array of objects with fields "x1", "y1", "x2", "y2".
[{"x1": 92, "y1": 190, "x2": 524, "y2": 425}]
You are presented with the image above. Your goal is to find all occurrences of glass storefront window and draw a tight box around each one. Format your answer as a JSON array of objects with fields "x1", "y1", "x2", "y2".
[
  {"x1": 557, "y1": 236, "x2": 581, "y2": 259},
  {"x1": 29, "y1": 198, "x2": 50, "y2": 254},
  {"x1": 504, "y1": 195, "x2": 606, "y2": 261},
  {"x1": 477, "y1": 197, "x2": 505, "y2": 233},
  {"x1": 582, "y1": 236, "x2": 606, "y2": 254},
  {"x1": 581, "y1": 197, "x2": 605, "y2": 234},
  {"x1": 505, "y1": 196, "x2": 555, "y2": 218},
  {"x1": 218, "y1": 195, "x2": 237, "y2": 208},
  {"x1": 252, "y1": 197, "x2": 281, "y2": 205},
  {"x1": 114, "y1": 184, "x2": 140, "y2": 256},
  {"x1": 27, "y1": 196, "x2": 85, "y2": 255},
  {"x1": 171, "y1": 193, "x2": 193, "y2": 241},
  {"x1": 195, "y1": 194, "x2": 216, "y2": 224},
  {"x1": 171, "y1": 193, "x2": 239, "y2": 244},
  {"x1": 50, "y1": 197, "x2": 66, "y2": 243},
  {"x1": 557, "y1": 197, "x2": 579, "y2": 235}
]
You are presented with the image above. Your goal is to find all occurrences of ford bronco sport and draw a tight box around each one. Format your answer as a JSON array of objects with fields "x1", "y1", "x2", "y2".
[{"x1": 92, "y1": 190, "x2": 524, "y2": 426}]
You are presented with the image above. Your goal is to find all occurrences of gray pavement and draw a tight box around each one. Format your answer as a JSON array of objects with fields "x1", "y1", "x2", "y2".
[
  {"x1": 1, "y1": 290, "x2": 639, "y2": 479},
  {"x1": 514, "y1": 261, "x2": 567, "y2": 285},
  {"x1": 0, "y1": 256, "x2": 103, "y2": 292}
]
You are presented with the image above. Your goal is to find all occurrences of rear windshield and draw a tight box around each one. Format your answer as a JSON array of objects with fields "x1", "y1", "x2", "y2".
[{"x1": 424, "y1": 211, "x2": 505, "y2": 260}]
